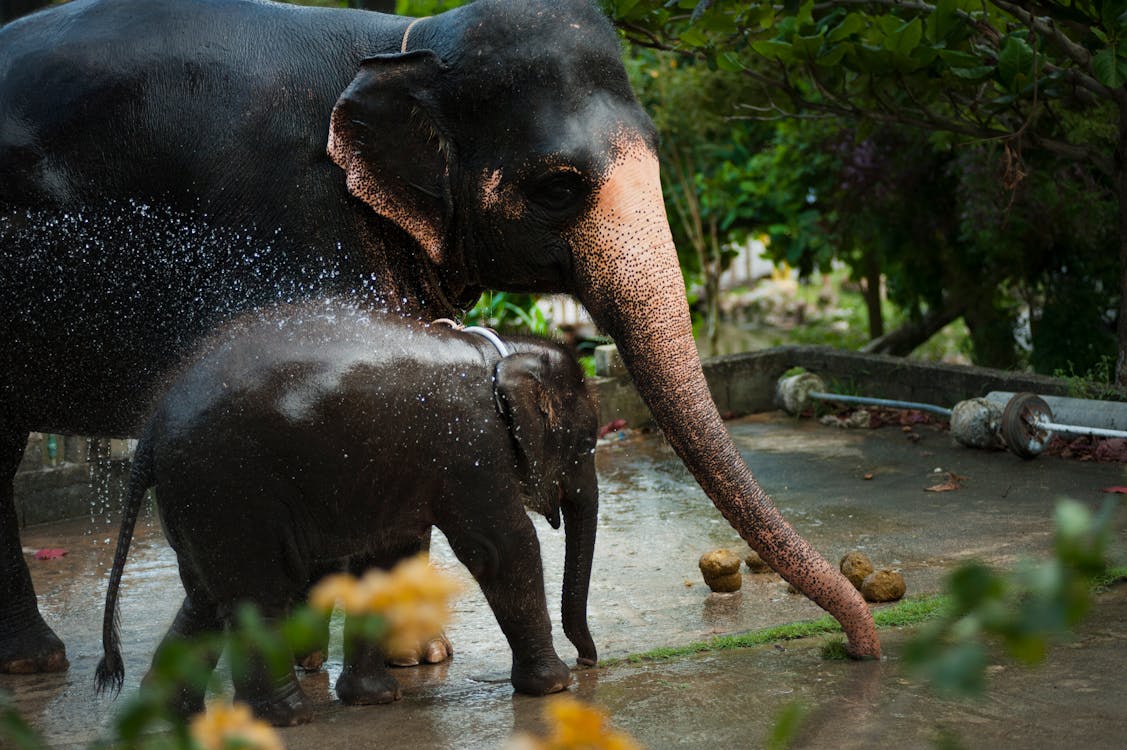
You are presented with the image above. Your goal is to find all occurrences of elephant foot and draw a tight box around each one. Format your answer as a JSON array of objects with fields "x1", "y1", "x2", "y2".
[
  {"x1": 295, "y1": 649, "x2": 325, "y2": 672},
  {"x1": 235, "y1": 671, "x2": 313, "y2": 727},
  {"x1": 242, "y1": 688, "x2": 314, "y2": 727},
  {"x1": 335, "y1": 667, "x2": 401, "y2": 705},
  {"x1": 385, "y1": 632, "x2": 453, "y2": 667},
  {"x1": 0, "y1": 616, "x2": 69, "y2": 674},
  {"x1": 141, "y1": 668, "x2": 206, "y2": 718},
  {"x1": 511, "y1": 653, "x2": 571, "y2": 696}
]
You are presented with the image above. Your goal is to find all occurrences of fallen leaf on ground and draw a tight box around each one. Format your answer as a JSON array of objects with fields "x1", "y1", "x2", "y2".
[
  {"x1": 34, "y1": 548, "x2": 67, "y2": 560},
  {"x1": 925, "y1": 473, "x2": 966, "y2": 492}
]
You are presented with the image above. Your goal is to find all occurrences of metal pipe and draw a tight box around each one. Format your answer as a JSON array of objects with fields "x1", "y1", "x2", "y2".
[
  {"x1": 1030, "y1": 418, "x2": 1127, "y2": 441},
  {"x1": 807, "y1": 391, "x2": 953, "y2": 418}
]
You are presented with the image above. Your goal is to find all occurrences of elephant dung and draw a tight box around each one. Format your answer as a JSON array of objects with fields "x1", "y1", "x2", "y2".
[
  {"x1": 699, "y1": 549, "x2": 743, "y2": 592},
  {"x1": 840, "y1": 551, "x2": 875, "y2": 589},
  {"x1": 744, "y1": 550, "x2": 773, "y2": 574},
  {"x1": 861, "y1": 569, "x2": 907, "y2": 602}
]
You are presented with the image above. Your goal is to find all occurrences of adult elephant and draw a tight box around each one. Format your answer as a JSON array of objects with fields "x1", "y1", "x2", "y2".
[{"x1": 0, "y1": 0, "x2": 879, "y2": 674}]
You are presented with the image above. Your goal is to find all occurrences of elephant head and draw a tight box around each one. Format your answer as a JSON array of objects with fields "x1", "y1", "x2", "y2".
[
  {"x1": 328, "y1": 0, "x2": 878, "y2": 656},
  {"x1": 493, "y1": 348, "x2": 599, "y2": 666}
]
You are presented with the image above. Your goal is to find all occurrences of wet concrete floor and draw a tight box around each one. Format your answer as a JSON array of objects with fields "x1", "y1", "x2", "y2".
[{"x1": 3, "y1": 412, "x2": 1127, "y2": 748}]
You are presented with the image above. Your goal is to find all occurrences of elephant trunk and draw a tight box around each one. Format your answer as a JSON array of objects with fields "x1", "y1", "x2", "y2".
[
  {"x1": 570, "y1": 138, "x2": 880, "y2": 658},
  {"x1": 560, "y1": 466, "x2": 598, "y2": 666}
]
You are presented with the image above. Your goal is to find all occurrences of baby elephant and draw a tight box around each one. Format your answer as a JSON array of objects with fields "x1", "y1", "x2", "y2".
[{"x1": 95, "y1": 299, "x2": 599, "y2": 726}]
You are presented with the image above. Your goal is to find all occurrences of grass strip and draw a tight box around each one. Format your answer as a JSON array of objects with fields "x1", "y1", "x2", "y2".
[
  {"x1": 605, "y1": 593, "x2": 951, "y2": 666},
  {"x1": 606, "y1": 570, "x2": 1127, "y2": 666}
]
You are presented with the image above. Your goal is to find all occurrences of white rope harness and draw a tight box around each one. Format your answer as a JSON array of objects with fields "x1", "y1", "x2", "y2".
[
  {"x1": 431, "y1": 318, "x2": 511, "y2": 358},
  {"x1": 401, "y1": 17, "x2": 426, "y2": 53}
]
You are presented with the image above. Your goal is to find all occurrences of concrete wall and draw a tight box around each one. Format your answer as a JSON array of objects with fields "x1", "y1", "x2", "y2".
[
  {"x1": 14, "y1": 436, "x2": 132, "y2": 527},
  {"x1": 14, "y1": 345, "x2": 1110, "y2": 527},
  {"x1": 592, "y1": 344, "x2": 1092, "y2": 429}
]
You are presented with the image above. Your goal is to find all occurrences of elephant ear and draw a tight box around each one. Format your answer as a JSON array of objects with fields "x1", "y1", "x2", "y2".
[
  {"x1": 328, "y1": 50, "x2": 453, "y2": 267},
  {"x1": 494, "y1": 353, "x2": 563, "y2": 529}
]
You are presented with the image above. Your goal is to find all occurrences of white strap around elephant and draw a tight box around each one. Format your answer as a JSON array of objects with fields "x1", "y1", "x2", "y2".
[{"x1": 431, "y1": 318, "x2": 511, "y2": 358}]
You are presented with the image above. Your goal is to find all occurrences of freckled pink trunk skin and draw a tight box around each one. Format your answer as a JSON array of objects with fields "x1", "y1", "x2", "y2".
[{"x1": 569, "y1": 140, "x2": 880, "y2": 658}]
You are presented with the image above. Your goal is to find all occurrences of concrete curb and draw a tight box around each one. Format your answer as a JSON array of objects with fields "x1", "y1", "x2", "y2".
[{"x1": 591, "y1": 344, "x2": 1101, "y2": 429}]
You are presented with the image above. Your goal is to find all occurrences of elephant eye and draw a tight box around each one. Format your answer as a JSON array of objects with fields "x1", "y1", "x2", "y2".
[{"x1": 530, "y1": 172, "x2": 587, "y2": 213}]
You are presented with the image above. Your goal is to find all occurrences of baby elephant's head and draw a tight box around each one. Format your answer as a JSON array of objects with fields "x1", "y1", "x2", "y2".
[{"x1": 492, "y1": 348, "x2": 598, "y2": 526}]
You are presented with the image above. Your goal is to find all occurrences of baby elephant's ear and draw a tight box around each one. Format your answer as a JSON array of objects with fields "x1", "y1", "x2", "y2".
[
  {"x1": 494, "y1": 353, "x2": 560, "y2": 524},
  {"x1": 328, "y1": 50, "x2": 453, "y2": 267}
]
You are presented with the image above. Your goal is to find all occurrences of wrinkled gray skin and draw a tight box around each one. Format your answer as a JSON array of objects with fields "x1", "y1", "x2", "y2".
[
  {"x1": 0, "y1": 0, "x2": 878, "y2": 674},
  {"x1": 94, "y1": 300, "x2": 600, "y2": 726}
]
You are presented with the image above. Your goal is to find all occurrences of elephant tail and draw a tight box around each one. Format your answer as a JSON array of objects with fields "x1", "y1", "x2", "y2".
[{"x1": 94, "y1": 422, "x2": 157, "y2": 697}]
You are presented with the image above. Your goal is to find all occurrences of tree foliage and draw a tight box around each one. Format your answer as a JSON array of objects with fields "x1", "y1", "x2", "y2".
[{"x1": 607, "y1": 0, "x2": 1125, "y2": 379}]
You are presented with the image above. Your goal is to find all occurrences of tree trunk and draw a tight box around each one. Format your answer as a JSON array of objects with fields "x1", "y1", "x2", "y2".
[
  {"x1": 1116, "y1": 110, "x2": 1127, "y2": 387},
  {"x1": 705, "y1": 217, "x2": 721, "y2": 356},
  {"x1": 862, "y1": 249, "x2": 884, "y2": 340},
  {"x1": 861, "y1": 303, "x2": 963, "y2": 356}
]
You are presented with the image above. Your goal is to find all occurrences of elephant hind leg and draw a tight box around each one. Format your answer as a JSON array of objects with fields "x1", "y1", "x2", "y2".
[
  {"x1": 333, "y1": 550, "x2": 404, "y2": 705},
  {"x1": 344, "y1": 535, "x2": 452, "y2": 669},
  {"x1": 142, "y1": 594, "x2": 224, "y2": 718},
  {"x1": 335, "y1": 619, "x2": 400, "y2": 707},
  {"x1": 0, "y1": 429, "x2": 68, "y2": 674}
]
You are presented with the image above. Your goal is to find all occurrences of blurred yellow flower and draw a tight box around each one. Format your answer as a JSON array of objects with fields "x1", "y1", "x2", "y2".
[
  {"x1": 189, "y1": 701, "x2": 283, "y2": 750},
  {"x1": 505, "y1": 696, "x2": 643, "y2": 750},
  {"x1": 307, "y1": 555, "x2": 462, "y2": 653}
]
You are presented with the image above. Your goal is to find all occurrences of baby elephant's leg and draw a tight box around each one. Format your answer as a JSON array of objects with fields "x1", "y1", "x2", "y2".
[
  {"x1": 444, "y1": 510, "x2": 571, "y2": 696},
  {"x1": 142, "y1": 594, "x2": 222, "y2": 717},
  {"x1": 334, "y1": 615, "x2": 401, "y2": 705},
  {"x1": 332, "y1": 548, "x2": 420, "y2": 705},
  {"x1": 230, "y1": 607, "x2": 314, "y2": 727}
]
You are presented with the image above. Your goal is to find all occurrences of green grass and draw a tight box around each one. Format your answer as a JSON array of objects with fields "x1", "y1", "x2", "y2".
[
  {"x1": 603, "y1": 572, "x2": 1127, "y2": 666},
  {"x1": 603, "y1": 593, "x2": 953, "y2": 666},
  {"x1": 1093, "y1": 565, "x2": 1127, "y2": 590}
]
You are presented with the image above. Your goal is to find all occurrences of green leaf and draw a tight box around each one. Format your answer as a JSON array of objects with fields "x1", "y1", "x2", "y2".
[
  {"x1": 816, "y1": 43, "x2": 851, "y2": 67},
  {"x1": 796, "y1": 0, "x2": 814, "y2": 28},
  {"x1": 610, "y1": 0, "x2": 642, "y2": 18},
  {"x1": 715, "y1": 52, "x2": 743, "y2": 71},
  {"x1": 792, "y1": 31, "x2": 826, "y2": 59},
  {"x1": 826, "y1": 12, "x2": 865, "y2": 43},
  {"x1": 751, "y1": 40, "x2": 795, "y2": 62},
  {"x1": 997, "y1": 34, "x2": 1035, "y2": 91},
  {"x1": 1101, "y1": 0, "x2": 1127, "y2": 31},
  {"x1": 938, "y1": 49, "x2": 985, "y2": 68},
  {"x1": 948, "y1": 64, "x2": 994, "y2": 80},
  {"x1": 679, "y1": 26, "x2": 709, "y2": 48},
  {"x1": 930, "y1": 0, "x2": 958, "y2": 43},
  {"x1": 884, "y1": 18, "x2": 924, "y2": 57},
  {"x1": 1092, "y1": 47, "x2": 1127, "y2": 87}
]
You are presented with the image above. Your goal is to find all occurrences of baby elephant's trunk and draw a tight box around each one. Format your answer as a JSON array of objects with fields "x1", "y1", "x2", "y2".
[
  {"x1": 94, "y1": 424, "x2": 156, "y2": 696},
  {"x1": 560, "y1": 466, "x2": 598, "y2": 666}
]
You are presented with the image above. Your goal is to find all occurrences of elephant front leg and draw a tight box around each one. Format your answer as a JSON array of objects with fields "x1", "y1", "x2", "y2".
[
  {"x1": 0, "y1": 430, "x2": 68, "y2": 674},
  {"x1": 445, "y1": 516, "x2": 571, "y2": 696}
]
